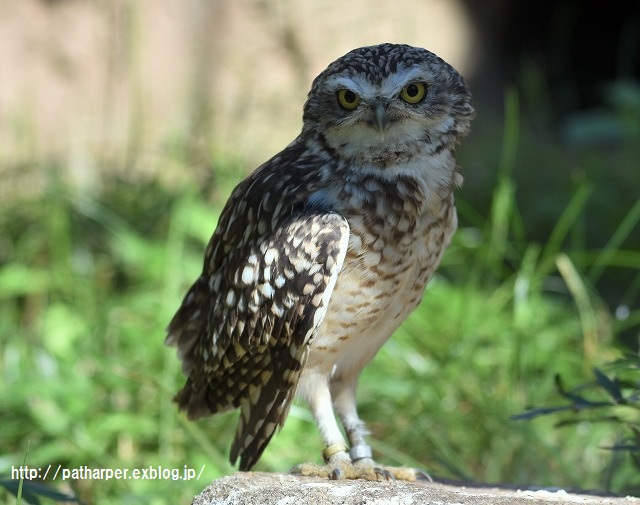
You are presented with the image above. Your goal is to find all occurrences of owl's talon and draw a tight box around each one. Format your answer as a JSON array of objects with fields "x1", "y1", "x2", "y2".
[
  {"x1": 415, "y1": 469, "x2": 433, "y2": 482},
  {"x1": 330, "y1": 468, "x2": 342, "y2": 480},
  {"x1": 373, "y1": 467, "x2": 395, "y2": 481}
]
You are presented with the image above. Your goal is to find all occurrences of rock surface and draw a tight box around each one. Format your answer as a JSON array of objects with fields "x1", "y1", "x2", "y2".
[{"x1": 193, "y1": 472, "x2": 639, "y2": 505}]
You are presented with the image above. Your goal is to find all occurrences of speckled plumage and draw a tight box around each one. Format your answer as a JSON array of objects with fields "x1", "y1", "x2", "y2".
[{"x1": 166, "y1": 43, "x2": 473, "y2": 478}]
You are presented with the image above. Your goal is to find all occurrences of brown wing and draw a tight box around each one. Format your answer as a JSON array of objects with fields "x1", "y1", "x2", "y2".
[{"x1": 166, "y1": 145, "x2": 349, "y2": 469}]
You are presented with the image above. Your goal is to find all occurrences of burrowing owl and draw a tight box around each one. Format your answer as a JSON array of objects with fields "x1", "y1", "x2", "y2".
[{"x1": 166, "y1": 43, "x2": 473, "y2": 480}]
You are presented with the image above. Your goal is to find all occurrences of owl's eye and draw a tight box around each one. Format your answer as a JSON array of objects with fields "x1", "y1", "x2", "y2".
[
  {"x1": 337, "y1": 89, "x2": 361, "y2": 110},
  {"x1": 400, "y1": 82, "x2": 427, "y2": 104}
]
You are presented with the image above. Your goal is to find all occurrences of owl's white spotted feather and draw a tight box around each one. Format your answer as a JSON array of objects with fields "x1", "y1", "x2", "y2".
[{"x1": 166, "y1": 43, "x2": 473, "y2": 478}]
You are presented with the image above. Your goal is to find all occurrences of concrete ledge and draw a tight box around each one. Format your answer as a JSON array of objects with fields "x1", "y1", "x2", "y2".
[{"x1": 193, "y1": 472, "x2": 639, "y2": 505}]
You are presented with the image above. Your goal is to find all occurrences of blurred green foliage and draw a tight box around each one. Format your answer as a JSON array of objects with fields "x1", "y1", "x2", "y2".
[
  {"x1": 1, "y1": 83, "x2": 639, "y2": 504},
  {"x1": 513, "y1": 357, "x2": 640, "y2": 472}
]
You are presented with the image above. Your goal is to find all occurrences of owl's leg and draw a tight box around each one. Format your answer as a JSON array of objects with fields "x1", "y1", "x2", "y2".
[
  {"x1": 331, "y1": 374, "x2": 432, "y2": 482},
  {"x1": 330, "y1": 375, "x2": 374, "y2": 463},
  {"x1": 290, "y1": 372, "x2": 429, "y2": 481},
  {"x1": 289, "y1": 373, "x2": 354, "y2": 479}
]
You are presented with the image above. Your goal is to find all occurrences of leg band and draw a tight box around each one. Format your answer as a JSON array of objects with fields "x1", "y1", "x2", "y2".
[
  {"x1": 349, "y1": 444, "x2": 372, "y2": 462},
  {"x1": 322, "y1": 442, "x2": 348, "y2": 462}
]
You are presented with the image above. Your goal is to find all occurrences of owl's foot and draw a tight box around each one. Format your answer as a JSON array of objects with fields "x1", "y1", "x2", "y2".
[
  {"x1": 289, "y1": 445, "x2": 431, "y2": 482},
  {"x1": 351, "y1": 457, "x2": 432, "y2": 482},
  {"x1": 290, "y1": 459, "x2": 430, "y2": 481}
]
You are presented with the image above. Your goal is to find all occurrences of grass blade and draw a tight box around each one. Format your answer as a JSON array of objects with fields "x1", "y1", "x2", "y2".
[
  {"x1": 555, "y1": 253, "x2": 600, "y2": 369},
  {"x1": 589, "y1": 198, "x2": 640, "y2": 284},
  {"x1": 542, "y1": 184, "x2": 592, "y2": 265}
]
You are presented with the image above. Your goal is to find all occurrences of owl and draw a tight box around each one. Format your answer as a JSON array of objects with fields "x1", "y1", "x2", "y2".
[{"x1": 166, "y1": 43, "x2": 474, "y2": 480}]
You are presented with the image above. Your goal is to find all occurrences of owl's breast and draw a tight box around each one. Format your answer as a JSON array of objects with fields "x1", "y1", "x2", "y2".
[
  {"x1": 302, "y1": 173, "x2": 457, "y2": 378},
  {"x1": 341, "y1": 188, "x2": 456, "y2": 309}
]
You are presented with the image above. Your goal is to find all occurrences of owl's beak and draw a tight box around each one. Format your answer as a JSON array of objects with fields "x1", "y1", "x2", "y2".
[{"x1": 373, "y1": 103, "x2": 388, "y2": 133}]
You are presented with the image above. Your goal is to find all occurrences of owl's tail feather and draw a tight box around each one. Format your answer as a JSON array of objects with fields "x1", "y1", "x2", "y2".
[
  {"x1": 174, "y1": 378, "x2": 226, "y2": 420},
  {"x1": 174, "y1": 351, "x2": 271, "y2": 420},
  {"x1": 165, "y1": 275, "x2": 211, "y2": 375},
  {"x1": 229, "y1": 372, "x2": 296, "y2": 471},
  {"x1": 229, "y1": 343, "x2": 309, "y2": 470}
]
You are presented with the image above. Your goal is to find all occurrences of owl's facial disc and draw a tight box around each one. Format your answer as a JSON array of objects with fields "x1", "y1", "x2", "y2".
[
  {"x1": 317, "y1": 71, "x2": 442, "y2": 164},
  {"x1": 332, "y1": 73, "x2": 426, "y2": 132},
  {"x1": 324, "y1": 98, "x2": 427, "y2": 165}
]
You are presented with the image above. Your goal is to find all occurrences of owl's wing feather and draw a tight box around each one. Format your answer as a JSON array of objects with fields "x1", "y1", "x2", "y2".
[{"x1": 167, "y1": 195, "x2": 349, "y2": 469}]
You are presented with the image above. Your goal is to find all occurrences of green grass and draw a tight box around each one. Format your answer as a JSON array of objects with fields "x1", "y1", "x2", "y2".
[{"x1": 1, "y1": 94, "x2": 639, "y2": 503}]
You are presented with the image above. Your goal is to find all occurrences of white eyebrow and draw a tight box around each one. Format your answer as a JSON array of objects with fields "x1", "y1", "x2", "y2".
[{"x1": 325, "y1": 67, "x2": 427, "y2": 98}]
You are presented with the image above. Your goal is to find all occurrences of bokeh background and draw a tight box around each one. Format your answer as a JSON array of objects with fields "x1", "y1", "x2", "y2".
[{"x1": 1, "y1": 1, "x2": 639, "y2": 503}]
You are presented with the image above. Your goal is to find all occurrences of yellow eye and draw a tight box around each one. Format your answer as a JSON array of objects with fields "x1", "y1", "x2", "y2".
[
  {"x1": 337, "y1": 89, "x2": 361, "y2": 110},
  {"x1": 400, "y1": 82, "x2": 427, "y2": 104}
]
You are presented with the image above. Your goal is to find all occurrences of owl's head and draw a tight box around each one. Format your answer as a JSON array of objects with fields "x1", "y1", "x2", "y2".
[{"x1": 302, "y1": 44, "x2": 474, "y2": 167}]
